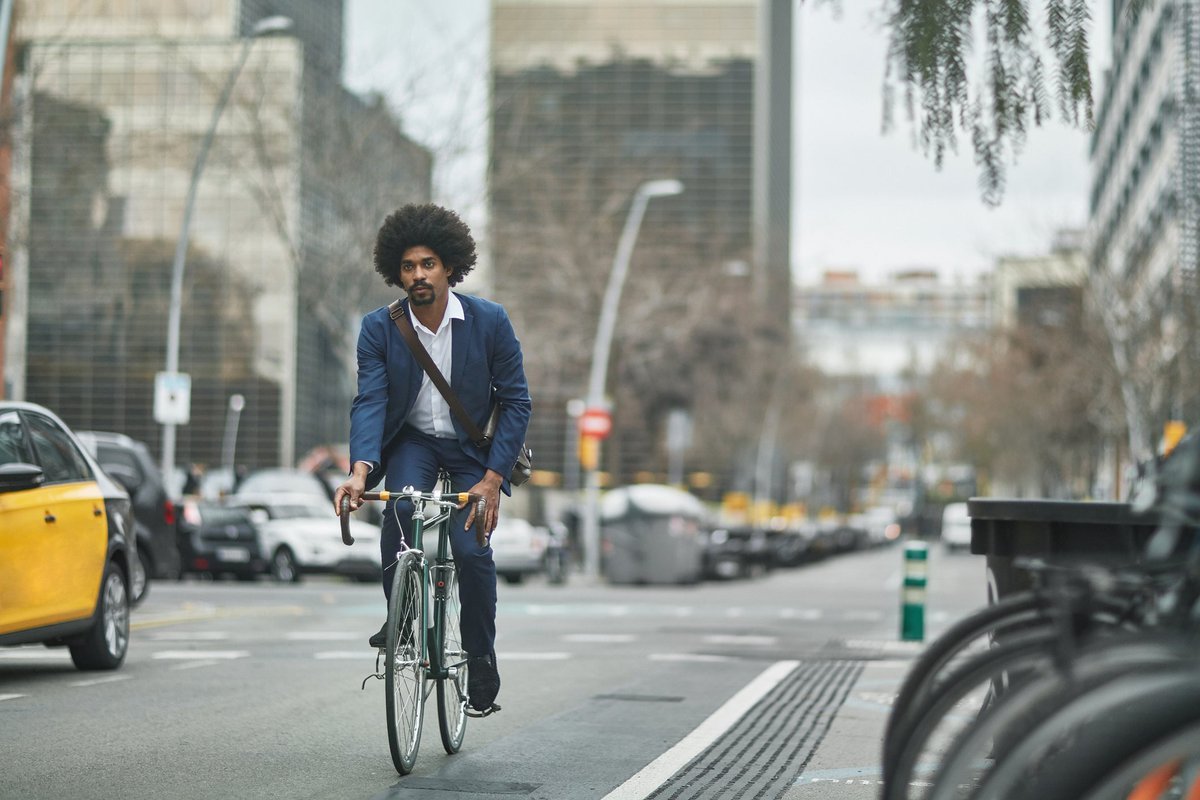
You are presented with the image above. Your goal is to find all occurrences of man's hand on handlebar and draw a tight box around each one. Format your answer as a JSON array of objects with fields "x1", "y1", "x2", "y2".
[
  {"x1": 463, "y1": 469, "x2": 504, "y2": 543},
  {"x1": 333, "y1": 462, "x2": 370, "y2": 517}
]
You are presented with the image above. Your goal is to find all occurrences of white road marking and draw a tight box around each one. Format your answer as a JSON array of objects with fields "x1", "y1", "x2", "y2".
[
  {"x1": 842, "y1": 610, "x2": 884, "y2": 622},
  {"x1": 603, "y1": 660, "x2": 800, "y2": 800},
  {"x1": 287, "y1": 632, "x2": 357, "y2": 641},
  {"x1": 147, "y1": 631, "x2": 230, "y2": 641},
  {"x1": 315, "y1": 651, "x2": 371, "y2": 660},
  {"x1": 648, "y1": 653, "x2": 735, "y2": 663},
  {"x1": 70, "y1": 675, "x2": 131, "y2": 688},
  {"x1": 0, "y1": 694, "x2": 26, "y2": 702},
  {"x1": 497, "y1": 652, "x2": 571, "y2": 661},
  {"x1": 723, "y1": 607, "x2": 745, "y2": 618},
  {"x1": 0, "y1": 649, "x2": 70, "y2": 660},
  {"x1": 703, "y1": 634, "x2": 777, "y2": 647},
  {"x1": 152, "y1": 650, "x2": 249, "y2": 660},
  {"x1": 562, "y1": 634, "x2": 636, "y2": 643},
  {"x1": 778, "y1": 608, "x2": 823, "y2": 620},
  {"x1": 169, "y1": 660, "x2": 221, "y2": 671}
]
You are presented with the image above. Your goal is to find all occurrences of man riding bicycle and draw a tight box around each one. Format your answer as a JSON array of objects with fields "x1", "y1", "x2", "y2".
[{"x1": 334, "y1": 204, "x2": 531, "y2": 714}]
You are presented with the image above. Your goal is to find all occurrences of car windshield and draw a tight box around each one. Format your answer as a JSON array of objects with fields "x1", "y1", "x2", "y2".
[
  {"x1": 269, "y1": 503, "x2": 327, "y2": 520},
  {"x1": 238, "y1": 470, "x2": 327, "y2": 496}
]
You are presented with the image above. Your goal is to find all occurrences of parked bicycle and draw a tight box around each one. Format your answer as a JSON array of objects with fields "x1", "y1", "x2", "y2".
[
  {"x1": 881, "y1": 431, "x2": 1200, "y2": 800},
  {"x1": 339, "y1": 473, "x2": 490, "y2": 774}
]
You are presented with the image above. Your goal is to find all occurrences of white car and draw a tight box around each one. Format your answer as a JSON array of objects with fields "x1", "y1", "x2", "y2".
[
  {"x1": 940, "y1": 502, "x2": 972, "y2": 551},
  {"x1": 228, "y1": 493, "x2": 381, "y2": 583},
  {"x1": 490, "y1": 516, "x2": 550, "y2": 584}
]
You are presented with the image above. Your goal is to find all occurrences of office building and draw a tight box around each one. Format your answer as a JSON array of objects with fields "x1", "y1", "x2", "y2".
[
  {"x1": 1089, "y1": 0, "x2": 1200, "y2": 428},
  {"x1": 490, "y1": 0, "x2": 785, "y2": 486},
  {"x1": 7, "y1": 0, "x2": 431, "y2": 470}
]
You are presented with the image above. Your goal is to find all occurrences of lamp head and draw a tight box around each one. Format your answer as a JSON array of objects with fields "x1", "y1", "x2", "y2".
[
  {"x1": 250, "y1": 15, "x2": 293, "y2": 37},
  {"x1": 638, "y1": 179, "x2": 684, "y2": 199}
]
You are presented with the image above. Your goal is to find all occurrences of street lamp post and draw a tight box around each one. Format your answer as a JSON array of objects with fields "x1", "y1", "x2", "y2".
[
  {"x1": 159, "y1": 16, "x2": 292, "y2": 481},
  {"x1": 580, "y1": 178, "x2": 684, "y2": 581}
]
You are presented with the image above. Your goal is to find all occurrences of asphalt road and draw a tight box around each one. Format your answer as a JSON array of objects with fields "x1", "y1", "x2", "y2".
[{"x1": 0, "y1": 543, "x2": 986, "y2": 800}]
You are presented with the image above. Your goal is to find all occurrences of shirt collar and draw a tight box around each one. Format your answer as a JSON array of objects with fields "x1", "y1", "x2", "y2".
[{"x1": 411, "y1": 291, "x2": 465, "y2": 336}]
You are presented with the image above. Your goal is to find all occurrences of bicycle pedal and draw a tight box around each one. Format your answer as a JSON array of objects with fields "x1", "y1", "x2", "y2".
[{"x1": 465, "y1": 702, "x2": 501, "y2": 718}]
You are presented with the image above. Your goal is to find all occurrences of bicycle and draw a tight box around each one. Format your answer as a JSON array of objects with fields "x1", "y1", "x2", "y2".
[{"x1": 339, "y1": 474, "x2": 491, "y2": 775}]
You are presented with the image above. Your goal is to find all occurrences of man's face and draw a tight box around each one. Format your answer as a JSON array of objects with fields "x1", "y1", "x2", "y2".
[{"x1": 398, "y1": 245, "x2": 452, "y2": 307}]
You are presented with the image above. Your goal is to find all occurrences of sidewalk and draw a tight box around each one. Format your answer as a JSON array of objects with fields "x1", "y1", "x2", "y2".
[{"x1": 783, "y1": 658, "x2": 910, "y2": 798}]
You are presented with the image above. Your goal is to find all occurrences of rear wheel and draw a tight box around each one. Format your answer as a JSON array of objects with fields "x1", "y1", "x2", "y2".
[
  {"x1": 69, "y1": 562, "x2": 130, "y2": 671},
  {"x1": 386, "y1": 553, "x2": 427, "y2": 774},
  {"x1": 438, "y1": 563, "x2": 469, "y2": 754}
]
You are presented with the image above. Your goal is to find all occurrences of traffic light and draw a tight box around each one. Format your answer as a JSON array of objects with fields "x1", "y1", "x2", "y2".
[{"x1": 579, "y1": 434, "x2": 599, "y2": 472}]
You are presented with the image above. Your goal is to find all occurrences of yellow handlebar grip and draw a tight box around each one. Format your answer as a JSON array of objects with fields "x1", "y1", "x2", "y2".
[
  {"x1": 378, "y1": 491, "x2": 390, "y2": 501},
  {"x1": 457, "y1": 492, "x2": 470, "y2": 503}
]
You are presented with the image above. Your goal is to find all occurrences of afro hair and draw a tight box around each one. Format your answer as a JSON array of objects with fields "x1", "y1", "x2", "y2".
[{"x1": 373, "y1": 204, "x2": 478, "y2": 287}]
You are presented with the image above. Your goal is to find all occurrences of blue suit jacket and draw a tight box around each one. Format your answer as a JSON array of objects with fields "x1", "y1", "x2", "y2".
[{"x1": 347, "y1": 293, "x2": 532, "y2": 494}]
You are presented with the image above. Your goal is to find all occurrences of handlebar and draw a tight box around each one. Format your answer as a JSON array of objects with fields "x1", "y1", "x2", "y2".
[{"x1": 338, "y1": 489, "x2": 486, "y2": 546}]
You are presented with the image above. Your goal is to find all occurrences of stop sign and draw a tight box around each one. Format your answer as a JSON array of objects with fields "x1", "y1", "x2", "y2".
[{"x1": 579, "y1": 407, "x2": 612, "y2": 439}]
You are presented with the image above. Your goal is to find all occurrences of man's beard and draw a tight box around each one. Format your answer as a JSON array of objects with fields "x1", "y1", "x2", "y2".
[{"x1": 408, "y1": 284, "x2": 436, "y2": 306}]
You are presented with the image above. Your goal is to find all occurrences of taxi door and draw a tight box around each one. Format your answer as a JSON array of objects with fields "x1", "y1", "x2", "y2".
[{"x1": 0, "y1": 412, "x2": 108, "y2": 633}]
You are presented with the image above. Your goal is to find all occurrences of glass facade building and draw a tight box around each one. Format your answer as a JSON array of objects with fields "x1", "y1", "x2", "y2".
[
  {"x1": 8, "y1": 0, "x2": 431, "y2": 471},
  {"x1": 490, "y1": 0, "x2": 760, "y2": 487}
]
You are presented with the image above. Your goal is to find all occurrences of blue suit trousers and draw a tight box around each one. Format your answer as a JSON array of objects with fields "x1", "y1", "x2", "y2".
[{"x1": 380, "y1": 427, "x2": 497, "y2": 659}]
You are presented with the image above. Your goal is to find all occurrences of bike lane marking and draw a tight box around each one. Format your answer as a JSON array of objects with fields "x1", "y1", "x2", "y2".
[{"x1": 602, "y1": 659, "x2": 801, "y2": 800}]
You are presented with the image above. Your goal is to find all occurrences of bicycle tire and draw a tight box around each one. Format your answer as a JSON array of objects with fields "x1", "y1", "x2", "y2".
[
  {"x1": 386, "y1": 552, "x2": 427, "y2": 775},
  {"x1": 885, "y1": 592, "x2": 1046, "y2": 764},
  {"x1": 1074, "y1": 718, "x2": 1200, "y2": 800},
  {"x1": 882, "y1": 627, "x2": 1061, "y2": 800},
  {"x1": 437, "y1": 561, "x2": 469, "y2": 754},
  {"x1": 884, "y1": 590, "x2": 1134, "y2": 782},
  {"x1": 927, "y1": 633, "x2": 1194, "y2": 800},
  {"x1": 974, "y1": 667, "x2": 1200, "y2": 800}
]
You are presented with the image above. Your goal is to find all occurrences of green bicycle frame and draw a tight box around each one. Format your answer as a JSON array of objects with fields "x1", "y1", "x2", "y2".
[{"x1": 404, "y1": 475, "x2": 459, "y2": 681}]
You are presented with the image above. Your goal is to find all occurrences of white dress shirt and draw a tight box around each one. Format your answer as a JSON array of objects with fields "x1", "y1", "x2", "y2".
[{"x1": 405, "y1": 291, "x2": 464, "y2": 439}]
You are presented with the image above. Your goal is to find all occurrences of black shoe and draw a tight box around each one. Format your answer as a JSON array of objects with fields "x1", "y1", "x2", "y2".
[
  {"x1": 369, "y1": 620, "x2": 416, "y2": 649},
  {"x1": 467, "y1": 654, "x2": 501, "y2": 712}
]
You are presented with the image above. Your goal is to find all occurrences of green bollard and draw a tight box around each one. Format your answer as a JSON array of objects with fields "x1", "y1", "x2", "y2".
[{"x1": 901, "y1": 541, "x2": 928, "y2": 641}]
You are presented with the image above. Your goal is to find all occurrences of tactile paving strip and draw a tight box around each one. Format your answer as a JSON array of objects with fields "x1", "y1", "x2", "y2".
[{"x1": 646, "y1": 660, "x2": 865, "y2": 800}]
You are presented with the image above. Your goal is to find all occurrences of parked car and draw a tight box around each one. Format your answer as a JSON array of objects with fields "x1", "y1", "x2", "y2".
[
  {"x1": 941, "y1": 501, "x2": 972, "y2": 551},
  {"x1": 176, "y1": 499, "x2": 265, "y2": 580},
  {"x1": 856, "y1": 505, "x2": 903, "y2": 547},
  {"x1": 491, "y1": 516, "x2": 550, "y2": 584},
  {"x1": 76, "y1": 431, "x2": 182, "y2": 584},
  {"x1": 227, "y1": 493, "x2": 381, "y2": 583},
  {"x1": 234, "y1": 468, "x2": 333, "y2": 501},
  {"x1": 703, "y1": 525, "x2": 771, "y2": 579},
  {"x1": 0, "y1": 401, "x2": 139, "y2": 670}
]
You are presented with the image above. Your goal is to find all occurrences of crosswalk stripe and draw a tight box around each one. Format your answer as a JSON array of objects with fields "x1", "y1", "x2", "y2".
[{"x1": 152, "y1": 650, "x2": 249, "y2": 660}]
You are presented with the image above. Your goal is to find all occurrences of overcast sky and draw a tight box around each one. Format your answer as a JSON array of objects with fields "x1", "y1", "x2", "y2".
[{"x1": 344, "y1": 1, "x2": 1111, "y2": 285}]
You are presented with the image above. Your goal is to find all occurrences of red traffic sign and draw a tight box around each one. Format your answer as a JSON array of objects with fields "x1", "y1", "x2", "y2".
[{"x1": 579, "y1": 407, "x2": 612, "y2": 439}]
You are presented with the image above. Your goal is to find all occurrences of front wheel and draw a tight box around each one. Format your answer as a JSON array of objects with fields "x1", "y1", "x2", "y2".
[
  {"x1": 438, "y1": 563, "x2": 469, "y2": 754},
  {"x1": 386, "y1": 552, "x2": 427, "y2": 774},
  {"x1": 270, "y1": 546, "x2": 301, "y2": 583},
  {"x1": 69, "y1": 561, "x2": 130, "y2": 670}
]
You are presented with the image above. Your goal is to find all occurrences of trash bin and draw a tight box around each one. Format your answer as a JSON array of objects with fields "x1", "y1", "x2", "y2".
[
  {"x1": 967, "y1": 498, "x2": 1158, "y2": 604},
  {"x1": 600, "y1": 484, "x2": 705, "y2": 585}
]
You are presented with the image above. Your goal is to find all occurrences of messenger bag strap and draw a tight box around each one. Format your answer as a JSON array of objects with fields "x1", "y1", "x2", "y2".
[{"x1": 388, "y1": 299, "x2": 490, "y2": 447}]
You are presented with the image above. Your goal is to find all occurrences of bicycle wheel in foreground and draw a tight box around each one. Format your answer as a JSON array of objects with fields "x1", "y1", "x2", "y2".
[
  {"x1": 437, "y1": 564, "x2": 469, "y2": 754},
  {"x1": 386, "y1": 552, "x2": 427, "y2": 775}
]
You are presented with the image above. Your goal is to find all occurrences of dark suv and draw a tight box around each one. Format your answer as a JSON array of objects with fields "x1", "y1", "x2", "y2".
[{"x1": 76, "y1": 431, "x2": 182, "y2": 584}]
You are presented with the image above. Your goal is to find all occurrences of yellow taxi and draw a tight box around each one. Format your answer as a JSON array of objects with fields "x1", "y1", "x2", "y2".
[{"x1": 0, "y1": 401, "x2": 139, "y2": 670}]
